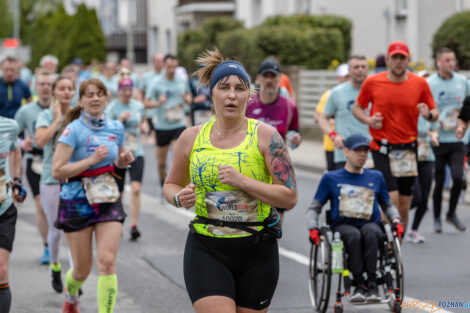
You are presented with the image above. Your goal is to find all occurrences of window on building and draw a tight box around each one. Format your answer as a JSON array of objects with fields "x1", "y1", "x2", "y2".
[
  {"x1": 396, "y1": 0, "x2": 408, "y2": 19},
  {"x1": 252, "y1": 0, "x2": 261, "y2": 27}
]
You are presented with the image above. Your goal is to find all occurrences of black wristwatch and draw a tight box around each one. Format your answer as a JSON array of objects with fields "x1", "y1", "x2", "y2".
[{"x1": 173, "y1": 193, "x2": 182, "y2": 208}]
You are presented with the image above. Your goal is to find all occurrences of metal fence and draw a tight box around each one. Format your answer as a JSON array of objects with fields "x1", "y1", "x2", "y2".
[{"x1": 297, "y1": 69, "x2": 470, "y2": 128}]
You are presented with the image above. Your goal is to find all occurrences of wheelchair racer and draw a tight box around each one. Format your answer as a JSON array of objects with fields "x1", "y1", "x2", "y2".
[{"x1": 306, "y1": 133, "x2": 404, "y2": 303}]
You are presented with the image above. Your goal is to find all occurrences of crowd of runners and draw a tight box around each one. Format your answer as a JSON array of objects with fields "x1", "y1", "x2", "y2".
[{"x1": 0, "y1": 40, "x2": 468, "y2": 312}]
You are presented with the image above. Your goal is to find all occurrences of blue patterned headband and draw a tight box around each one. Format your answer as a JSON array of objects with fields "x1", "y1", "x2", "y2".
[{"x1": 209, "y1": 61, "x2": 250, "y2": 95}]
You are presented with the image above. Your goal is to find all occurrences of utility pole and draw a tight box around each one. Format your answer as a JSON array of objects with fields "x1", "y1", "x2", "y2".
[{"x1": 13, "y1": 0, "x2": 20, "y2": 39}]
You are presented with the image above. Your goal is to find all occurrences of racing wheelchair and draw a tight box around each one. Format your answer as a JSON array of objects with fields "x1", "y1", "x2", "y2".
[{"x1": 308, "y1": 211, "x2": 404, "y2": 313}]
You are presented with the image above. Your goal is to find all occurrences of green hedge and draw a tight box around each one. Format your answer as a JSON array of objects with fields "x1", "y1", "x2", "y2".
[
  {"x1": 178, "y1": 15, "x2": 350, "y2": 75},
  {"x1": 254, "y1": 26, "x2": 344, "y2": 70},
  {"x1": 262, "y1": 14, "x2": 351, "y2": 61},
  {"x1": 216, "y1": 29, "x2": 264, "y2": 78},
  {"x1": 432, "y1": 11, "x2": 470, "y2": 69}
]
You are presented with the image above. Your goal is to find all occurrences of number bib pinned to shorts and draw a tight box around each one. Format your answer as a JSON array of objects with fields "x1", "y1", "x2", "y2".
[
  {"x1": 204, "y1": 190, "x2": 258, "y2": 236},
  {"x1": 165, "y1": 105, "x2": 184, "y2": 123},
  {"x1": 389, "y1": 149, "x2": 418, "y2": 177},
  {"x1": 0, "y1": 169, "x2": 6, "y2": 204},
  {"x1": 417, "y1": 138, "x2": 430, "y2": 161},
  {"x1": 442, "y1": 109, "x2": 459, "y2": 131},
  {"x1": 364, "y1": 154, "x2": 375, "y2": 169},
  {"x1": 124, "y1": 133, "x2": 137, "y2": 154},
  {"x1": 83, "y1": 172, "x2": 120, "y2": 204},
  {"x1": 31, "y1": 155, "x2": 44, "y2": 175},
  {"x1": 338, "y1": 184, "x2": 374, "y2": 220}
]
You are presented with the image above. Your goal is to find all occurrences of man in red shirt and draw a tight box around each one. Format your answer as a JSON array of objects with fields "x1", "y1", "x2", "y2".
[{"x1": 352, "y1": 42, "x2": 439, "y2": 231}]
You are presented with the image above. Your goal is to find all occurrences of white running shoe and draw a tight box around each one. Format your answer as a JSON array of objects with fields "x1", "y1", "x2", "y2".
[{"x1": 406, "y1": 230, "x2": 425, "y2": 243}]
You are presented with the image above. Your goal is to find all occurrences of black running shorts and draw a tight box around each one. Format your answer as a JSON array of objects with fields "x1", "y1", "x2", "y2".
[
  {"x1": 155, "y1": 127, "x2": 185, "y2": 147},
  {"x1": 115, "y1": 156, "x2": 144, "y2": 192},
  {"x1": 183, "y1": 232, "x2": 279, "y2": 310},
  {"x1": 0, "y1": 204, "x2": 17, "y2": 252},
  {"x1": 372, "y1": 150, "x2": 416, "y2": 195},
  {"x1": 26, "y1": 158, "x2": 41, "y2": 196}
]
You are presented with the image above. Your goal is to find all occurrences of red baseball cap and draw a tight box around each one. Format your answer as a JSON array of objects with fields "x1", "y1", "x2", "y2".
[{"x1": 388, "y1": 41, "x2": 409, "y2": 57}]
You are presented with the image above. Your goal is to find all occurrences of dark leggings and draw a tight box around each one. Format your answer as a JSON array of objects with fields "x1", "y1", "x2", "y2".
[
  {"x1": 432, "y1": 142, "x2": 465, "y2": 219},
  {"x1": 325, "y1": 151, "x2": 335, "y2": 171},
  {"x1": 411, "y1": 161, "x2": 434, "y2": 231},
  {"x1": 334, "y1": 223, "x2": 384, "y2": 282}
]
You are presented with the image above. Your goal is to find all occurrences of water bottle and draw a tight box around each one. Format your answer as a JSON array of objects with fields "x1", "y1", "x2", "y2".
[
  {"x1": 331, "y1": 232, "x2": 344, "y2": 274},
  {"x1": 286, "y1": 130, "x2": 297, "y2": 150}
]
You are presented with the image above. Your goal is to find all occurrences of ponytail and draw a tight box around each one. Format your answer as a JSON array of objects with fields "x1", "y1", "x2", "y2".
[{"x1": 194, "y1": 48, "x2": 226, "y2": 90}]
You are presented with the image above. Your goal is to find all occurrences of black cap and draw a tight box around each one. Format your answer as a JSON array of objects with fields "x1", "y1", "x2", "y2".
[
  {"x1": 344, "y1": 134, "x2": 370, "y2": 150},
  {"x1": 258, "y1": 60, "x2": 281, "y2": 75}
]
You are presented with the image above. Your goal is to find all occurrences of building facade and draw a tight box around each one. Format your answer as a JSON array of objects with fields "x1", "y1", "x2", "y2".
[
  {"x1": 235, "y1": 0, "x2": 470, "y2": 67},
  {"x1": 64, "y1": 0, "x2": 148, "y2": 64}
]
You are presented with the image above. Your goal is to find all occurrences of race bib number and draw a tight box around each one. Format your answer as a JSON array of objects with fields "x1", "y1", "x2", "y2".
[
  {"x1": 31, "y1": 155, "x2": 44, "y2": 175},
  {"x1": 193, "y1": 110, "x2": 213, "y2": 125},
  {"x1": 442, "y1": 109, "x2": 459, "y2": 131},
  {"x1": 389, "y1": 149, "x2": 418, "y2": 177},
  {"x1": 83, "y1": 172, "x2": 120, "y2": 204},
  {"x1": 339, "y1": 184, "x2": 374, "y2": 220},
  {"x1": 417, "y1": 138, "x2": 430, "y2": 161},
  {"x1": 124, "y1": 133, "x2": 137, "y2": 154},
  {"x1": 205, "y1": 190, "x2": 258, "y2": 236},
  {"x1": 0, "y1": 169, "x2": 6, "y2": 204},
  {"x1": 165, "y1": 105, "x2": 184, "y2": 123}
]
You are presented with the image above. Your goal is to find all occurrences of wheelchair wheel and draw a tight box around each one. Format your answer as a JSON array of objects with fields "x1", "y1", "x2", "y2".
[
  {"x1": 387, "y1": 236, "x2": 404, "y2": 310},
  {"x1": 308, "y1": 238, "x2": 332, "y2": 313}
]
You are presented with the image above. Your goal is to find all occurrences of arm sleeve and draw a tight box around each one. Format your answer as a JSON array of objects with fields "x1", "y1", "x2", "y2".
[
  {"x1": 306, "y1": 175, "x2": 330, "y2": 229},
  {"x1": 306, "y1": 200, "x2": 324, "y2": 230},
  {"x1": 356, "y1": 79, "x2": 372, "y2": 108},
  {"x1": 377, "y1": 173, "x2": 400, "y2": 221}
]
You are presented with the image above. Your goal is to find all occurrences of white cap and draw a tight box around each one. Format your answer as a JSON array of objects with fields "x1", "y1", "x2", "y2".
[{"x1": 335, "y1": 63, "x2": 349, "y2": 78}]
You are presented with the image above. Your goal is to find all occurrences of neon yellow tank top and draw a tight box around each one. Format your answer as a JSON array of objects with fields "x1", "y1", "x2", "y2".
[{"x1": 189, "y1": 118, "x2": 272, "y2": 238}]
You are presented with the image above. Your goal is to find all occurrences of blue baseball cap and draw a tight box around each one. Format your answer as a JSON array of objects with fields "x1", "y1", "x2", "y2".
[{"x1": 344, "y1": 134, "x2": 370, "y2": 150}]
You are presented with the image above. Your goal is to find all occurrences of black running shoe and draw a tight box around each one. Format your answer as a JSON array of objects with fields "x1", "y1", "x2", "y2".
[
  {"x1": 130, "y1": 226, "x2": 141, "y2": 241},
  {"x1": 366, "y1": 283, "x2": 381, "y2": 303},
  {"x1": 51, "y1": 269, "x2": 63, "y2": 293},
  {"x1": 350, "y1": 285, "x2": 366, "y2": 303},
  {"x1": 446, "y1": 215, "x2": 466, "y2": 232}
]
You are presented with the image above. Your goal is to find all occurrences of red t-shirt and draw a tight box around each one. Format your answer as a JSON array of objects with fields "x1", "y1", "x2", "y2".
[
  {"x1": 280, "y1": 74, "x2": 294, "y2": 98},
  {"x1": 356, "y1": 72, "x2": 436, "y2": 150}
]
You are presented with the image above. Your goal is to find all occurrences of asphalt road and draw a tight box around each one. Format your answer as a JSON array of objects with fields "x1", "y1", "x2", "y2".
[{"x1": 9, "y1": 145, "x2": 470, "y2": 312}]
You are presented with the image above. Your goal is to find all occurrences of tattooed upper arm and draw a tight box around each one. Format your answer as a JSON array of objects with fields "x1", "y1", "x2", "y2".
[{"x1": 267, "y1": 130, "x2": 297, "y2": 192}]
